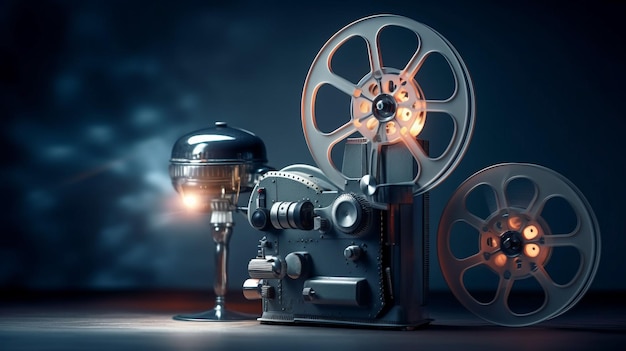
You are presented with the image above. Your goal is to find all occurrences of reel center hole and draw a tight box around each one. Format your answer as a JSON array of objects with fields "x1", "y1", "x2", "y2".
[
  {"x1": 373, "y1": 94, "x2": 397, "y2": 121},
  {"x1": 500, "y1": 230, "x2": 524, "y2": 257}
]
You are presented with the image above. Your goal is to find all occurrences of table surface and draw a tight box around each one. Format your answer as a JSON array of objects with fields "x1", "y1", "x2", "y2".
[{"x1": 1, "y1": 291, "x2": 624, "y2": 351}]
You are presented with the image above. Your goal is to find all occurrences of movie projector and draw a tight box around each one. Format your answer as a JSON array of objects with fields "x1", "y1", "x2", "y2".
[{"x1": 170, "y1": 14, "x2": 600, "y2": 328}]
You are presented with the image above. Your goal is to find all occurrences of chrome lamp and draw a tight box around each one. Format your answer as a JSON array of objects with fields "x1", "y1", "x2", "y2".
[{"x1": 169, "y1": 121, "x2": 269, "y2": 321}]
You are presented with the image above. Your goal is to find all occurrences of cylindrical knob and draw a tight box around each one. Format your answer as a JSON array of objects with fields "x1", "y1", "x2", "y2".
[
  {"x1": 248, "y1": 256, "x2": 285, "y2": 279},
  {"x1": 331, "y1": 193, "x2": 371, "y2": 235},
  {"x1": 269, "y1": 200, "x2": 315, "y2": 230},
  {"x1": 344, "y1": 245, "x2": 362, "y2": 261},
  {"x1": 242, "y1": 279, "x2": 263, "y2": 300},
  {"x1": 285, "y1": 252, "x2": 311, "y2": 279},
  {"x1": 250, "y1": 208, "x2": 271, "y2": 231}
]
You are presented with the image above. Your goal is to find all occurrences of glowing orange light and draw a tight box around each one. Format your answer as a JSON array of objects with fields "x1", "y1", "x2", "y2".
[
  {"x1": 409, "y1": 119, "x2": 425, "y2": 137},
  {"x1": 508, "y1": 216, "x2": 522, "y2": 230},
  {"x1": 183, "y1": 195, "x2": 199, "y2": 209},
  {"x1": 524, "y1": 243, "x2": 540, "y2": 258},
  {"x1": 386, "y1": 122, "x2": 397, "y2": 135},
  {"x1": 359, "y1": 101, "x2": 370, "y2": 114},
  {"x1": 396, "y1": 90, "x2": 410, "y2": 102},
  {"x1": 486, "y1": 236, "x2": 498, "y2": 248},
  {"x1": 366, "y1": 118, "x2": 378, "y2": 131},
  {"x1": 523, "y1": 225, "x2": 539, "y2": 240},
  {"x1": 369, "y1": 84, "x2": 379, "y2": 95},
  {"x1": 494, "y1": 253, "x2": 507, "y2": 267},
  {"x1": 397, "y1": 107, "x2": 412, "y2": 121}
]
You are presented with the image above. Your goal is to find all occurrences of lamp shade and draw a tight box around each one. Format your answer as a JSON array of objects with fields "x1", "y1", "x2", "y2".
[{"x1": 169, "y1": 122, "x2": 268, "y2": 210}]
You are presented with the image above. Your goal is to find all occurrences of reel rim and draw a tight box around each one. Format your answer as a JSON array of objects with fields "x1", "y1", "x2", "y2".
[
  {"x1": 301, "y1": 14, "x2": 475, "y2": 195},
  {"x1": 437, "y1": 162, "x2": 601, "y2": 327}
]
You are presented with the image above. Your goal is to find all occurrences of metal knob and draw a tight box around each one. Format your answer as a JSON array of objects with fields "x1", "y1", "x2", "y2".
[
  {"x1": 331, "y1": 193, "x2": 371, "y2": 235},
  {"x1": 285, "y1": 252, "x2": 311, "y2": 279},
  {"x1": 344, "y1": 245, "x2": 362, "y2": 261},
  {"x1": 248, "y1": 256, "x2": 285, "y2": 279},
  {"x1": 242, "y1": 279, "x2": 263, "y2": 300}
]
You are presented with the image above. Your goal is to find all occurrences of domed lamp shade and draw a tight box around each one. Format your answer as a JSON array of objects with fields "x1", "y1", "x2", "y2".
[{"x1": 169, "y1": 121, "x2": 269, "y2": 321}]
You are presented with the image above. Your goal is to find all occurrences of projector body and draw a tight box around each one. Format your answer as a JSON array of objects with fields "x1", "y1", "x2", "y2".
[{"x1": 244, "y1": 140, "x2": 430, "y2": 328}]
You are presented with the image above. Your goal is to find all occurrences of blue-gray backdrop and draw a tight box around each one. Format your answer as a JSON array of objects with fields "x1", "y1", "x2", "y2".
[{"x1": 1, "y1": 0, "x2": 624, "y2": 293}]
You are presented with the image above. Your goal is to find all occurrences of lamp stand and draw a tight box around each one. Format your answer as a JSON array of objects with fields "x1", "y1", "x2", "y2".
[{"x1": 173, "y1": 202, "x2": 256, "y2": 321}]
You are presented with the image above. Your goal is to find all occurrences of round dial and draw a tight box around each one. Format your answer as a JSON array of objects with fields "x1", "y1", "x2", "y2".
[{"x1": 331, "y1": 193, "x2": 371, "y2": 235}]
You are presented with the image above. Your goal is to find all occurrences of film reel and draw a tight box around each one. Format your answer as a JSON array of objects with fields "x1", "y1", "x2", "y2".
[
  {"x1": 301, "y1": 14, "x2": 475, "y2": 195},
  {"x1": 437, "y1": 163, "x2": 601, "y2": 327}
]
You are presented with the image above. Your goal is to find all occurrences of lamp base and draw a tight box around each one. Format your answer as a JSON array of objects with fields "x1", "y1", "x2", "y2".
[{"x1": 173, "y1": 306, "x2": 258, "y2": 322}]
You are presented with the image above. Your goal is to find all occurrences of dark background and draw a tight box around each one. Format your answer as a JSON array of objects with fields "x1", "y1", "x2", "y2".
[{"x1": 1, "y1": 0, "x2": 624, "y2": 296}]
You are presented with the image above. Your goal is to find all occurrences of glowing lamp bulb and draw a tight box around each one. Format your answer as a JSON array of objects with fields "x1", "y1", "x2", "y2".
[{"x1": 183, "y1": 194, "x2": 199, "y2": 209}]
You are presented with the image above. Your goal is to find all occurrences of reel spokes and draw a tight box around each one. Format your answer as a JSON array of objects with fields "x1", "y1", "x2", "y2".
[
  {"x1": 302, "y1": 14, "x2": 475, "y2": 195},
  {"x1": 438, "y1": 163, "x2": 601, "y2": 327}
]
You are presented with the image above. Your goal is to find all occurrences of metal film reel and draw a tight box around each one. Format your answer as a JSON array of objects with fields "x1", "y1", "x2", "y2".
[
  {"x1": 438, "y1": 163, "x2": 601, "y2": 327},
  {"x1": 302, "y1": 14, "x2": 475, "y2": 195}
]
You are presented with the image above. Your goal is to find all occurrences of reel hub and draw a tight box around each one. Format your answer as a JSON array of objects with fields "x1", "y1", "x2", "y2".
[
  {"x1": 372, "y1": 94, "x2": 397, "y2": 121},
  {"x1": 500, "y1": 231, "x2": 523, "y2": 257},
  {"x1": 350, "y1": 69, "x2": 428, "y2": 145}
]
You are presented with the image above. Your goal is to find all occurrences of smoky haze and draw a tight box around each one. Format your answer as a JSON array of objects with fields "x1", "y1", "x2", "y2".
[{"x1": 1, "y1": 0, "x2": 624, "y2": 293}]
